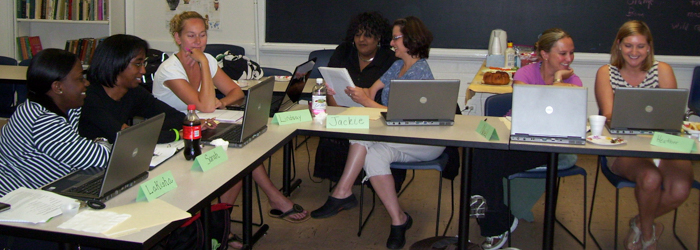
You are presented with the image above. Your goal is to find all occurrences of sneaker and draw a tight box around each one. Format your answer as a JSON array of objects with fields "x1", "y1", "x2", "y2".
[
  {"x1": 470, "y1": 195, "x2": 487, "y2": 218},
  {"x1": 482, "y1": 217, "x2": 518, "y2": 250}
]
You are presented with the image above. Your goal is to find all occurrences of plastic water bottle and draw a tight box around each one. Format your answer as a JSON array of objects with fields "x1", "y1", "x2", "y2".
[
  {"x1": 183, "y1": 104, "x2": 202, "y2": 160},
  {"x1": 311, "y1": 78, "x2": 327, "y2": 115},
  {"x1": 504, "y1": 42, "x2": 516, "y2": 69}
]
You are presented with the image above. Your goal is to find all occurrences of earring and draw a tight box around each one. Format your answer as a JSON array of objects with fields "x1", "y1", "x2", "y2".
[
  {"x1": 619, "y1": 47, "x2": 621, "y2": 51},
  {"x1": 647, "y1": 50, "x2": 649, "y2": 53},
  {"x1": 58, "y1": 91, "x2": 63, "y2": 94}
]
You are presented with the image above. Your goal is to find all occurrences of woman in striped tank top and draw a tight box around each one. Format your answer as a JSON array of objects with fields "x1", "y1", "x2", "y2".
[{"x1": 594, "y1": 20, "x2": 693, "y2": 250}]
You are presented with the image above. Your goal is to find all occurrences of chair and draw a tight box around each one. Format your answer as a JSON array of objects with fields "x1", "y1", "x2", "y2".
[
  {"x1": 204, "y1": 44, "x2": 245, "y2": 57},
  {"x1": 357, "y1": 151, "x2": 454, "y2": 237},
  {"x1": 261, "y1": 67, "x2": 292, "y2": 77},
  {"x1": 685, "y1": 66, "x2": 700, "y2": 118},
  {"x1": 308, "y1": 49, "x2": 334, "y2": 79},
  {"x1": 18, "y1": 59, "x2": 31, "y2": 66},
  {"x1": 483, "y1": 93, "x2": 587, "y2": 247},
  {"x1": 0, "y1": 56, "x2": 17, "y2": 66},
  {"x1": 672, "y1": 180, "x2": 700, "y2": 250},
  {"x1": 0, "y1": 56, "x2": 24, "y2": 118}
]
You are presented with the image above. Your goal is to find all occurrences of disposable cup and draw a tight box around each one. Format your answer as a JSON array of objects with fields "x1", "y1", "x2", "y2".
[{"x1": 589, "y1": 115, "x2": 606, "y2": 136}]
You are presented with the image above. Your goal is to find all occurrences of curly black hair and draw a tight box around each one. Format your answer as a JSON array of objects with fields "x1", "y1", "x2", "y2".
[{"x1": 344, "y1": 12, "x2": 392, "y2": 46}]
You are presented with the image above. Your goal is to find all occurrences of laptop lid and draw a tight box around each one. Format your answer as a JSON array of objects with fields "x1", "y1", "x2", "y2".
[
  {"x1": 383, "y1": 79, "x2": 460, "y2": 126},
  {"x1": 510, "y1": 84, "x2": 587, "y2": 144},
  {"x1": 43, "y1": 113, "x2": 165, "y2": 200},
  {"x1": 609, "y1": 87, "x2": 688, "y2": 134},
  {"x1": 274, "y1": 58, "x2": 316, "y2": 112},
  {"x1": 239, "y1": 77, "x2": 274, "y2": 143}
]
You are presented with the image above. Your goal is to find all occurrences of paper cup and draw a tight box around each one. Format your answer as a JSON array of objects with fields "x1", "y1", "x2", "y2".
[{"x1": 589, "y1": 115, "x2": 606, "y2": 136}]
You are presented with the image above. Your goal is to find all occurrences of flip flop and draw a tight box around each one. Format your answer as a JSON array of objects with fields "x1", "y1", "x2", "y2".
[
  {"x1": 228, "y1": 234, "x2": 243, "y2": 249},
  {"x1": 268, "y1": 204, "x2": 310, "y2": 223}
]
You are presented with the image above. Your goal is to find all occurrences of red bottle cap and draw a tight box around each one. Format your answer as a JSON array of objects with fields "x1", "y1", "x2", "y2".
[{"x1": 187, "y1": 104, "x2": 196, "y2": 110}]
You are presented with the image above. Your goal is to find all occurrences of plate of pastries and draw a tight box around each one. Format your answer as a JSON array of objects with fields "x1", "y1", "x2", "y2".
[{"x1": 482, "y1": 70, "x2": 512, "y2": 85}]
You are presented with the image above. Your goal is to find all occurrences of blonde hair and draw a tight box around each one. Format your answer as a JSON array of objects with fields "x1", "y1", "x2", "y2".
[
  {"x1": 169, "y1": 11, "x2": 209, "y2": 37},
  {"x1": 610, "y1": 20, "x2": 654, "y2": 71},
  {"x1": 535, "y1": 28, "x2": 571, "y2": 60}
]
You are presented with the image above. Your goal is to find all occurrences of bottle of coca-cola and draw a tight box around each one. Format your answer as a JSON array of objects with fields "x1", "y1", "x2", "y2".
[{"x1": 183, "y1": 104, "x2": 202, "y2": 160}]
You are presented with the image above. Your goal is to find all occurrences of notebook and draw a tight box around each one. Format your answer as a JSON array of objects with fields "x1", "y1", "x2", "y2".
[
  {"x1": 608, "y1": 87, "x2": 688, "y2": 135},
  {"x1": 201, "y1": 77, "x2": 274, "y2": 147},
  {"x1": 380, "y1": 79, "x2": 460, "y2": 126},
  {"x1": 510, "y1": 84, "x2": 588, "y2": 145},
  {"x1": 42, "y1": 113, "x2": 165, "y2": 202},
  {"x1": 269, "y1": 58, "x2": 316, "y2": 116}
]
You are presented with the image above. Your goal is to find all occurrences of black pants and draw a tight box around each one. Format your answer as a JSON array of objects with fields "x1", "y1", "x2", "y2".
[{"x1": 470, "y1": 148, "x2": 548, "y2": 237}]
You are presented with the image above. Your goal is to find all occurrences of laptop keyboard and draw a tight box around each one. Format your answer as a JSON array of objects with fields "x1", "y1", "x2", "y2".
[
  {"x1": 217, "y1": 125, "x2": 243, "y2": 143},
  {"x1": 68, "y1": 176, "x2": 104, "y2": 196}
]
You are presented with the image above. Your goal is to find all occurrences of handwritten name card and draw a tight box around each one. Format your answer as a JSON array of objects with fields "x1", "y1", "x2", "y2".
[
  {"x1": 272, "y1": 110, "x2": 312, "y2": 125},
  {"x1": 651, "y1": 132, "x2": 697, "y2": 153},
  {"x1": 326, "y1": 115, "x2": 370, "y2": 129},
  {"x1": 192, "y1": 146, "x2": 228, "y2": 172},
  {"x1": 476, "y1": 120, "x2": 499, "y2": 141},
  {"x1": 137, "y1": 170, "x2": 177, "y2": 202}
]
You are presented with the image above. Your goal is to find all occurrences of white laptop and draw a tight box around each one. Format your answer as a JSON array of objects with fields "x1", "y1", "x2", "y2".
[
  {"x1": 380, "y1": 79, "x2": 460, "y2": 126},
  {"x1": 510, "y1": 84, "x2": 587, "y2": 145},
  {"x1": 608, "y1": 87, "x2": 688, "y2": 135}
]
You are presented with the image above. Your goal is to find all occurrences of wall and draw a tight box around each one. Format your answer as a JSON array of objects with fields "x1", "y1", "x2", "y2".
[{"x1": 2, "y1": 0, "x2": 697, "y2": 117}]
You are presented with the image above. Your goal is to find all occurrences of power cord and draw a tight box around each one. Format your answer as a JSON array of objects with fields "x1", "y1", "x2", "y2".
[{"x1": 304, "y1": 136, "x2": 324, "y2": 184}]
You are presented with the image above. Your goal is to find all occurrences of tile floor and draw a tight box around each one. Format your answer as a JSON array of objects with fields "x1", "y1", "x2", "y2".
[{"x1": 228, "y1": 136, "x2": 700, "y2": 250}]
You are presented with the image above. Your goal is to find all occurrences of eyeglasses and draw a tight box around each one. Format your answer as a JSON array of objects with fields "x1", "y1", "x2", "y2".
[
  {"x1": 392, "y1": 35, "x2": 403, "y2": 41},
  {"x1": 132, "y1": 61, "x2": 148, "y2": 68}
]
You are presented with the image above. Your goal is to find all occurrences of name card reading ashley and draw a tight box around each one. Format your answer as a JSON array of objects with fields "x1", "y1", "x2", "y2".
[
  {"x1": 651, "y1": 132, "x2": 697, "y2": 153},
  {"x1": 137, "y1": 170, "x2": 177, "y2": 202},
  {"x1": 192, "y1": 146, "x2": 228, "y2": 172},
  {"x1": 475, "y1": 119, "x2": 499, "y2": 141},
  {"x1": 272, "y1": 110, "x2": 312, "y2": 125},
  {"x1": 326, "y1": 115, "x2": 370, "y2": 129}
]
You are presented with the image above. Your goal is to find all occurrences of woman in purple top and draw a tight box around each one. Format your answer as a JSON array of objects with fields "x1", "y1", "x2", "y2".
[{"x1": 513, "y1": 28, "x2": 583, "y2": 87}]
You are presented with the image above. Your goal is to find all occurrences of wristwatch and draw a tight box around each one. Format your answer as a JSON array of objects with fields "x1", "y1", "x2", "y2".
[{"x1": 93, "y1": 137, "x2": 112, "y2": 151}]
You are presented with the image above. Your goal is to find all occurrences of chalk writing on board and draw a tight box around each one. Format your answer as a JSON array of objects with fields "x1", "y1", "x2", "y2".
[
  {"x1": 688, "y1": 12, "x2": 700, "y2": 18},
  {"x1": 627, "y1": 0, "x2": 654, "y2": 9},
  {"x1": 695, "y1": 25, "x2": 700, "y2": 32},
  {"x1": 672, "y1": 22, "x2": 690, "y2": 30},
  {"x1": 691, "y1": 1, "x2": 700, "y2": 7},
  {"x1": 626, "y1": 7, "x2": 645, "y2": 17}
]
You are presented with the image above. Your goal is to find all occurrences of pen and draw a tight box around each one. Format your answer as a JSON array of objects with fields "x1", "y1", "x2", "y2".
[{"x1": 484, "y1": 118, "x2": 487, "y2": 121}]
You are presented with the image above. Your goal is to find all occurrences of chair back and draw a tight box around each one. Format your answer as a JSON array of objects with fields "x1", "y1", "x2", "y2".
[
  {"x1": 308, "y1": 49, "x2": 334, "y2": 78},
  {"x1": 261, "y1": 67, "x2": 292, "y2": 77},
  {"x1": 599, "y1": 157, "x2": 635, "y2": 189},
  {"x1": 688, "y1": 66, "x2": 700, "y2": 115},
  {"x1": 0, "y1": 56, "x2": 17, "y2": 66},
  {"x1": 483, "y1": 93, "x2": 512, "y2": 117},
  {"x1": 204, "y1": 44, "x2": 245, "y2": 57},
  {"x1": 18, "y1": 59, "x2": 31, "y2": 66},
  {"x1": 142, "y1": 49, "x2": 169, "y2": 92}
]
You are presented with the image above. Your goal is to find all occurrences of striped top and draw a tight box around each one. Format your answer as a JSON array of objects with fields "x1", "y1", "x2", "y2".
[
  {"x1": 608, "y1": 61, "x2": 660, "y2": 90},
  {"x1": 0, "y1": 101, "x2": 110, "y2": 196}
]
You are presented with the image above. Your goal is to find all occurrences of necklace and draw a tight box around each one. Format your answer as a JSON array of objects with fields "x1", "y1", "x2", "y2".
[{"x1": 358, "y1": 53, "x2": 374, "y2": 62}]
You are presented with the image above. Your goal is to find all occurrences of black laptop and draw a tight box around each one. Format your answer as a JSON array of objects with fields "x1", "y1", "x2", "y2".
[
  {"x1": 42, "y1": 113, "x2": 165, "y2": 202},
  {"x1": 201, "y1": 77, "x2": 274, "y2": 147},
  {"x1": 608, "y1": 88, "x2": 688, "y2": 135},
  {"x1": 269, "y1": 58, "x2": 316, "y2": 116}
]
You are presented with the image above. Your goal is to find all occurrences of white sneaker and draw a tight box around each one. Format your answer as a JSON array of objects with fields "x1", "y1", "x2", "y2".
[{"x1": 482, "y1": 217, "x2": 518, "y2": 250}]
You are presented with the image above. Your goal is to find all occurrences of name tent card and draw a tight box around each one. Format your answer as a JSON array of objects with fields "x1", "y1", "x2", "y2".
[
  {"x1": 651, "y1": 132, "x2": 697, "y2": 153},
  {"x1": 272, "y1": 110, "x2": 312, "y2": 125},
  {"x1": 192, "y1": 146, "x2": 228, "y2": 172},
  {"x1": 476, "y1": 120, "x2": 499, "y2": 141},
  {"x1": 326, "y1": 115, "x2": 370, "y2": 129},
  {"x1": 137, "y1": 170, "x2": 177, "y2": 202}
]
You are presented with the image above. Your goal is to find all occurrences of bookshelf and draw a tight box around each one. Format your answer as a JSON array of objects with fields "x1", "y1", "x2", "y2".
[{"x1": 12, "y1": 0, "x2": 125, "y2": 60}]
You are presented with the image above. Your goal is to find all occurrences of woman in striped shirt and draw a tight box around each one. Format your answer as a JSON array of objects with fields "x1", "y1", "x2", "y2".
[{"x1": 0, "y1": 49, "x2": 110, "y2": 197}]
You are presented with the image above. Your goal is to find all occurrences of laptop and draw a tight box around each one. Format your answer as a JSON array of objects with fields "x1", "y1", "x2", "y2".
[
  {"x1": 42, "y1": 113, "x2": 165, "y2": 202},
  {"x1": 510, "y1": 84, "x2": 587, "y2": 145},
  {"x1": 608, "y1": 87, "x2": 688, "y2": 135},
  {"x1": 380, "y1": 79, "x2": 460, "y2": 126},
  {"x1": 201, "y1": 77, "x2": 274, "y2": 147},
  {"x1": 269, "y1": 58, "x2": 316, "y2": 116}
]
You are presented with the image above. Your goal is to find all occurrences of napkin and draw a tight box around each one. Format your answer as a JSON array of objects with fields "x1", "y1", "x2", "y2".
[{"x1": 58, "y1": 210, "x2": 131, "y2": 234}]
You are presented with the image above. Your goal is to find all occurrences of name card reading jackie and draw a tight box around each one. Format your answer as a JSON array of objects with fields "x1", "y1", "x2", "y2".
[{"x1": 326, "y1": 115, "x2": 370, "y2": 129}]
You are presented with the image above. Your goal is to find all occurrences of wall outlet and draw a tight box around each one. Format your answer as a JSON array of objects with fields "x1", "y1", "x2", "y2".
[{"x1": 464, "y1": 105, "x2": 475, "y2": 111}]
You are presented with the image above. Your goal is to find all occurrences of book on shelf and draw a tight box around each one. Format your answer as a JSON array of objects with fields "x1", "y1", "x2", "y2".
[
  {"x1": 17, "y1": 0, "x2": 106, "y2": 21},
  {"x1": 28, "y1": 36, "x2": 43, "y2": 56},
  {"x1": 64, "y1": 37, "x2": 102, "y2": 65}
]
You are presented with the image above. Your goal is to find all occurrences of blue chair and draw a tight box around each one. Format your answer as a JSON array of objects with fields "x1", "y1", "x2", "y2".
[
  {"x1": 358, "y1": 151, "x2": 454, "y2": 237},
  {"x1": 261, "y1": 67, "x2": 291, "y2": 77},
  {"x1": 308, "y1": 49, "x2": 334, "y2": 79},
  {"x1": 483, "y1": 93, "x2": 587, "y2": 247},
  {"x1": 204, "y1": 44, "x2": 245, "y2": 57},
  {"x1": 18, "y1": 59, "x2": 31, "y2": 66},
  {"x1": 0, "y1": 56, "x2": 17, "y2": 66},
  {"x1": 686, "y1": 66, "x2": 700, "y2": 118},
  {"x1": 0, "y1": 56, "x2": 24, "y2": 118},
  {"x1": 672, "y1": 180, "x2": 700, "y2": 250}
]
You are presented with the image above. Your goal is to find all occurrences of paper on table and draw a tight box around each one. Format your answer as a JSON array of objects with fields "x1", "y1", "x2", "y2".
[
  {"x1": 500, "y1": 117, "x2": 511, "y2": 130},
  {"x1": 337, "y1": 107, "x2": 387, "y2": 120},
  {"x1": 101, "y1": 199, "x2": 191, "y2": 237},
  {"x1": 196, "y1": 110, "x2": 244, "y2": 123},
  {"x1": 58, "y1": 210, "x2": 131, "y2": 234},
  {"x1": 318, "y1": 67, "x2": 363, "y2": 108},
  {"x1": 0, "y1": 187, "x2": 75, "y2": 224},
  {"x1": 150, "y1": 140, "x2": 184, "y2": 168}
]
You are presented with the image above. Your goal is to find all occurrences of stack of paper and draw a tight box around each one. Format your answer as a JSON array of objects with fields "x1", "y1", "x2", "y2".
[{"x1": 0, "y1": 187, "x2": 75, "y2": 224}]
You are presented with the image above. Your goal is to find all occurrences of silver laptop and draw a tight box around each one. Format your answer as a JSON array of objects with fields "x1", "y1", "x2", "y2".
[
  {"x1": 510, "y1": 84, "x2": 587, "y2": 145},
  {"x1": 201, "y1": 77, "x2": 274, "y2": 147},
  {"x1": 609, "y1": 87, "x2": 688, "y2": 135},
  {"x1": 42, "y1": 113, "x2": 165, "y2": 202},
  {"x1": 270, "y1": 58, "x2": 316, "y2": 115},
  {"x1": 380, "y1": 79, "x2": 460, "y2": 126}
]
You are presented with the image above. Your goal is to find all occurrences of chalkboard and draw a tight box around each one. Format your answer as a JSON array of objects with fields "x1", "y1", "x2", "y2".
[{"x1": 266, "y1": 0, "x2": 700, "y2": 56}]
